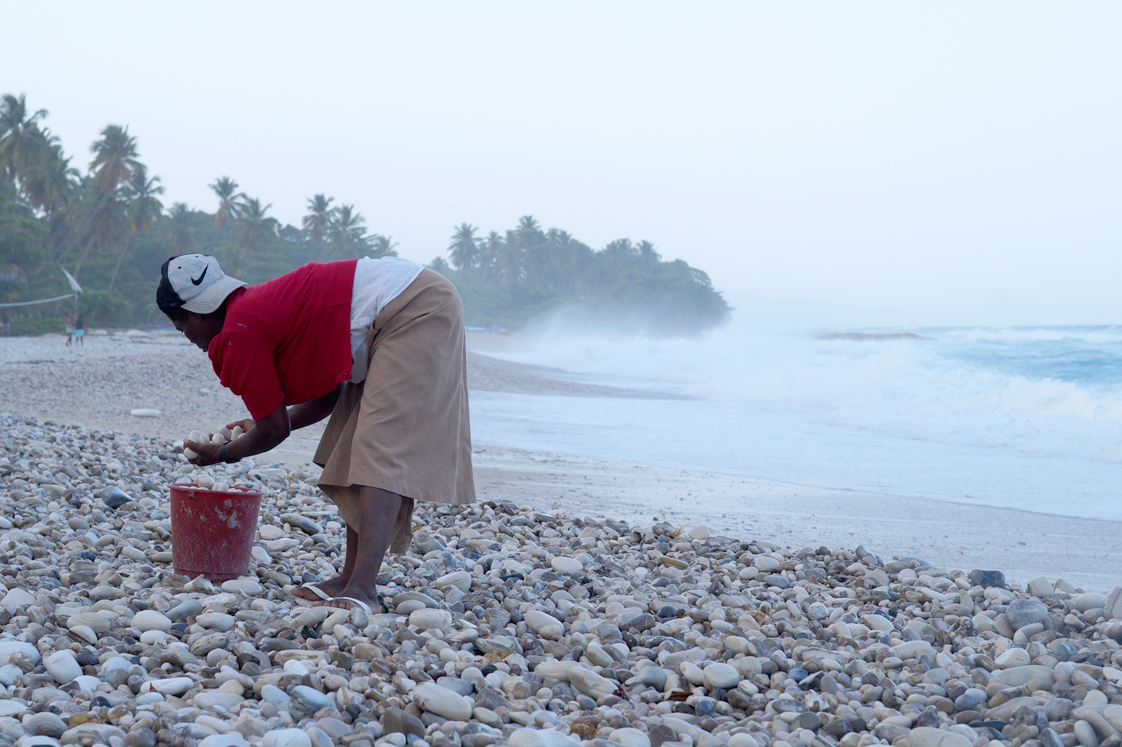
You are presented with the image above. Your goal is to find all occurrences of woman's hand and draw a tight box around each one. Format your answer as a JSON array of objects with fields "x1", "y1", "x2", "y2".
[
  {"x1": 184, "y1": 407, "x2": 290, "y2": 467},
  {"x1": 225, "y1": 418, "x2": 255, "y2": 434},
  {"x1": 218, "y1": 405, "x2": 290, "y2": 464},
  {"x1": 184, "y1": 439, "x2": 222, "y2": 467}
]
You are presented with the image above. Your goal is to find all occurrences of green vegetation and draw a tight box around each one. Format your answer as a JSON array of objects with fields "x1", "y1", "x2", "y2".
[
  {"x1": 430, "y1": 218, "x2": 729, "y2": 333},
  {"x1": 0, "y1": 94, "x2": 395, "y2": 329},
  {"x1": 1, "y1": 93, "x2": 729, "y2": 334}
]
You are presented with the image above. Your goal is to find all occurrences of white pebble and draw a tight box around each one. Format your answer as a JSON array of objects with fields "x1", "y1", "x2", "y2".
[
  {"x1": 262, "y1": 729, "x2": 311, "y2": 747},
  {"x1": 44, "y1": 650, "x2": 82, "y2": 684},
  {"x1": 133, "y1": 610, "x2": 172, "y2": 633},
  {"x1": 142, "y1": 677, "x2": 194, "y2": 695}
]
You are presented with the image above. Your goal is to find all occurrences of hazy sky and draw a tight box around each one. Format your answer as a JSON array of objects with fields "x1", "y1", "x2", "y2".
[{"x1": 3, "y1": 3, "x2": 1119, "y2": 326}]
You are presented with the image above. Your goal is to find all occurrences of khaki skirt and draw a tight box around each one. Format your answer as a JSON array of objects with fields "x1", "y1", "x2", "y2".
[{"x1": 314, "y1": 269, "x2": 475, "y2": 553}]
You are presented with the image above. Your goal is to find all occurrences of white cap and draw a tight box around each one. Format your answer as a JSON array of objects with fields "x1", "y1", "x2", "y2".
[{"x1": 160, "y1": 254, "x2": 247, "y2": 314}]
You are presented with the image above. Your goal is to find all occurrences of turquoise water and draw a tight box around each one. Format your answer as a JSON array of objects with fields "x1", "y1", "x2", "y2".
[
  {"x1": 470, "y1": 324, "x2": 1122, "y2": 520},
  {"x1": 934, "y1": 326, "x2": 1122, "y2": 388}
]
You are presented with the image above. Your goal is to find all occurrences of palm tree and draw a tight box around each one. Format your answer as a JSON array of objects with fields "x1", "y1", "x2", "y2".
[
  {"x1": 368, "y1": 234, "x2": 399, "y2": 259},
  {"x1": 545, "y1": 228, "x2": 589, "y2": 292},
  {"x1": 479, "y1": 231, "x2": 504, "y2": 282},
  {"x1": 516, "y1": 215, "x2": 541, "y2": 236},
  {"x1": 167, "y1": 202, "x2": 194, "y2": 255},
  {"x1": 597, "y1": 239, "x2": 642, "y2": 292},
  {"x1": 326, "y1": 204, "x2": 369, "y2": 259},
  {"x1": 604, "y1": 238, "x2": 636, "y2": 257},
  {"x1": 52, "y1": 175, "x2": 97, "y2": 268},
  {"x1": 302, "y1": 194, "x2": 335, "y2": 253},
  {"x1": 87, "y1": 191, "x2": 129, "y2": 281},
  {"x1": 448, "y1": 223, "x2": 479, "y2": 273},
  {"x1": 515, "y1": 215, "x2": 545, "y2": 281},
  {"x1": 89, "y1": 125, "x2": 139, "y2": 193},
  {"x1": 218, "y1": 243, "x2": 248, "y2": 280},
  {"x1": 128, "y1": 165, "x2": 164, "y2": 230},
  {"x1": 636, "y1": 240, "x2": 661, "y2": 265},
  {"x1": 74, "y1": 125, "x2": 140, "y2": 276},
  {"x1": 208, "y1": 176, "x2": 243, "y2": 250},
  {"x1": 0, "y1": 179, "x2": 38, "y2": 300},
  {"x1": 498, "y1": 229, "x2": 525, "y2": 284},
  {"x1": 428, "y1": 256, "x2": 452, "y2": 276},
  {"x1": 108, "y1": 164, "x2": 163, "y2": 292},
  {"x1": 235, "y1": 197, "x2": 278, "y2": 255},
  {"x1": 0, "y1": 94, "x2": 48, "y2": 185},
  {"x1": 21, "y1": 135, "x2": 76, "y2": 216}
]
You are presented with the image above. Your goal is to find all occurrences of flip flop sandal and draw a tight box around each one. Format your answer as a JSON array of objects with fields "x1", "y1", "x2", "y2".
[
  {"x1": 324, "y1": 596, "x2": 372, "y2": 615},
  {"x1": 298, "y1": 583, "x2": 332, "y2": 601}
]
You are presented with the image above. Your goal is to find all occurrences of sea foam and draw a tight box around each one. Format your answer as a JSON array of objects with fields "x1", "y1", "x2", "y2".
[
  {"x1": 472, "y1": 314, "x2": 1122, "y2": 520},
  {"x1": 488, "y1": 315, "x2": 1122, "y2": 463}
]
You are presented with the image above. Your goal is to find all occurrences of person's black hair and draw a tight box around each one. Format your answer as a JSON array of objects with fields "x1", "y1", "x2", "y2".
[{"x1": 156, "y1": 257, "x2": 188, "y2": 321}]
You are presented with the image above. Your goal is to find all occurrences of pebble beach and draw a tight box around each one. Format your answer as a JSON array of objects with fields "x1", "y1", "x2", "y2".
[{"x1": 4, "y1": 331, "x2": 1122, "y2": 747}]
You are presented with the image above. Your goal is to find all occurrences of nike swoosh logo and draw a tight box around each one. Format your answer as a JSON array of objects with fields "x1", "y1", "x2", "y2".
[{"x1": 191, "y1": 266, "x2": 209, "y2": 286}]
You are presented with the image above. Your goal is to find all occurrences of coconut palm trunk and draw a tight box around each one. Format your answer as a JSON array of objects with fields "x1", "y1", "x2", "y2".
[
  {"x1": 107, "y1": 165, "x2": 162, "y2": 292},
  {"x1": 72, "y1": 238, "x2": 96, "y2": 276},
  {"x1": 106, "y1": 236, "x2": 131, "y2": 293}
]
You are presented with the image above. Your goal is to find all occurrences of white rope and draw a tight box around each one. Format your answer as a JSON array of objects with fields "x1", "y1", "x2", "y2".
[{"x1": 0, "y1": 287, "x2": 76, "y2": 305}]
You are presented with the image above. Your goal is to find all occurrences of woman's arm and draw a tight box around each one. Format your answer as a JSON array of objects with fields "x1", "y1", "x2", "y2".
[
  {"x1": 188, "y1": 385, "x2": 343, "y2": 467},
  {"x1": 287, "y1": 383, "x2": 343, "y2": 430},
  {"x1": 220, "y1": 383, "x2": 340, "y2": 436},
  {"x1": 187, "y1": 403, "x2": 290, "y2": 466}
]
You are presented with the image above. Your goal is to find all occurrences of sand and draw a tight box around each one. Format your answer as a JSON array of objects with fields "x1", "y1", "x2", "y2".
[{"x1": 2, "y1": 329, "x2": 1120, "y2": 593}]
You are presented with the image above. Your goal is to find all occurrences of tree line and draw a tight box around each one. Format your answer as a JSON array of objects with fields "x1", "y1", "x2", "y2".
[
  {"x1": 0, "y1": 94, "x2": 395, "y2": 332},
  {"x1": 431, "y1": 217, "x2": 730, "y2": 332},
  {"x1": 1, "y1": 93, "x2": 728, "y2": 335}
]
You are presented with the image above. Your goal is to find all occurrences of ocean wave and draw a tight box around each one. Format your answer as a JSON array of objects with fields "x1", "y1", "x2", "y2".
[
  {"x1": 483, "y1": 314, "x2": 1122, "y2": 463},
  {"x1": 931, "y1": 326, "x2": 1122, "y2": 345}
]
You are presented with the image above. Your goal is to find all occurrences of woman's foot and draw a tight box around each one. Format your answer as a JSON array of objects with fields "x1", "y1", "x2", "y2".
[
  {"x1": 313, "y1": 584, "x2": 383, "y2": 613},
  {"x1": 291, "y1": 574, "x2": 349, "y2": 602}
]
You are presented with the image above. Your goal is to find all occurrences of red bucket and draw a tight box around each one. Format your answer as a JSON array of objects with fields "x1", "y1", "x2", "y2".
[{"x1": 169, "y1": 484, "x2": 264, "y2": 582}]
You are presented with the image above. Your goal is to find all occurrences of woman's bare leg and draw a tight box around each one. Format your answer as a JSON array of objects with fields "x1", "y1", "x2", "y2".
[
  {"x1": 291, "y1": 525, "x2": 357, "y2": 601},
  {"x1": 314, "y1": 486, "x2": 401, "y2": 612}
]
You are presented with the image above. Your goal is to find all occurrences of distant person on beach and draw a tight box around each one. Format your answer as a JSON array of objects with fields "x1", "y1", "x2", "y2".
[
  {"x1": 1, "y1": 313, "x2": 9, "y2": 336},
  {"x1": 157, "y1": 253, "x2": 475, "y2": 613},
  {"x1": 64, "y1": 314, "x2": 73, "y2": 346},
  {"x1": 74, "y1": 315, "x2": 85, "y2": 346}
]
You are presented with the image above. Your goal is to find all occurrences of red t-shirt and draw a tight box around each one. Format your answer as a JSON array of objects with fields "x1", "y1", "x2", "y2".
[{"x1": 208, "y1": 260, "x2": 357, "y2": 420}]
